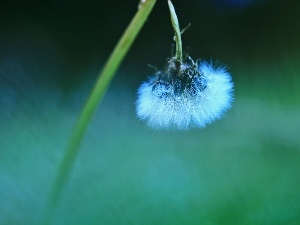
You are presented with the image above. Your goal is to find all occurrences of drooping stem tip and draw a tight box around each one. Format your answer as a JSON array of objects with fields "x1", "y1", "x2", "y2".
[{"x1": 168, "y1": 0, "x2": 183, "y2": 61}]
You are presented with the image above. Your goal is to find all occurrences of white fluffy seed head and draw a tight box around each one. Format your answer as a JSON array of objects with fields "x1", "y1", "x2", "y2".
[{"x1": 136, "y1": 61, "x2": 234, "y2": 130}]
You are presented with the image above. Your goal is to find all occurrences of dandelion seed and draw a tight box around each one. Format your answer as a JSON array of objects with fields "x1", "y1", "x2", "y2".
[
  {"x1": 135, "y1": 0, "x2": 234, "y2": 129},
  {"x1": 136, "y1": 58, "x2": 233, "y2": 129}
]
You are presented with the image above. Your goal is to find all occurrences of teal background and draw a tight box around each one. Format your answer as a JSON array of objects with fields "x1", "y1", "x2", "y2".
[{"x1": 0, "y1": 0, "x2": 300, "y2": 224}]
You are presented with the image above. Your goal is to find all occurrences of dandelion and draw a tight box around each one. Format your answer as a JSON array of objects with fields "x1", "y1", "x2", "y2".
[{"x1": 136, "y1": 0, "x2": 234, "y2": 129}]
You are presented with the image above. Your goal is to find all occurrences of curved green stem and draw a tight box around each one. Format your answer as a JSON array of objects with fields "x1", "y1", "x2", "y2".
[
  {"x1": 42, "y1": 0, "x2": 157, "y2": 224},
  {"x1": 168, "y1": 0, "x2": 182, "y2": 61}
]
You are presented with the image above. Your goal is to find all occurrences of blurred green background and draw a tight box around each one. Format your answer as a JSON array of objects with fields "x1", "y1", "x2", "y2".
[{"x1": 0, "y1": 0, "x2": 299, "y2": 224}]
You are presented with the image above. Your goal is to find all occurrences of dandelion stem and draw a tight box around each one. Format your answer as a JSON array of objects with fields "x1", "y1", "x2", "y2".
[
  {"x1": 41, "y1": 0, "x2": 157, "y2": 224},
  {"x1": 168, "y1": 0, "x2": 183, "y2": 61}
]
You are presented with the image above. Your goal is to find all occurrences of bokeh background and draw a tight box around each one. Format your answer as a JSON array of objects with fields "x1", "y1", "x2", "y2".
[{"x1": 0, "y1": 0, "x2": 300, "y2": 224}]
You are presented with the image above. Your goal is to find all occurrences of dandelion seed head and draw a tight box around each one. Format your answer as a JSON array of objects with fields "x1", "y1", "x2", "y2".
[{"x1": 136, "y1": 58, "x2": 234, "y2": 130}]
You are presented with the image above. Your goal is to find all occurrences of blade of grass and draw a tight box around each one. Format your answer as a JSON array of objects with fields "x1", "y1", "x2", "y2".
[{"x1": 42, "y1": 0, "x2": 157, "y2": 224}]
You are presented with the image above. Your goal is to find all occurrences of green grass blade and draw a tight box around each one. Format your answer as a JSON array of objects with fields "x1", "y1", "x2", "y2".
[{"x1": 42, "y1": 0, "x2": 157, "y2": 224}]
